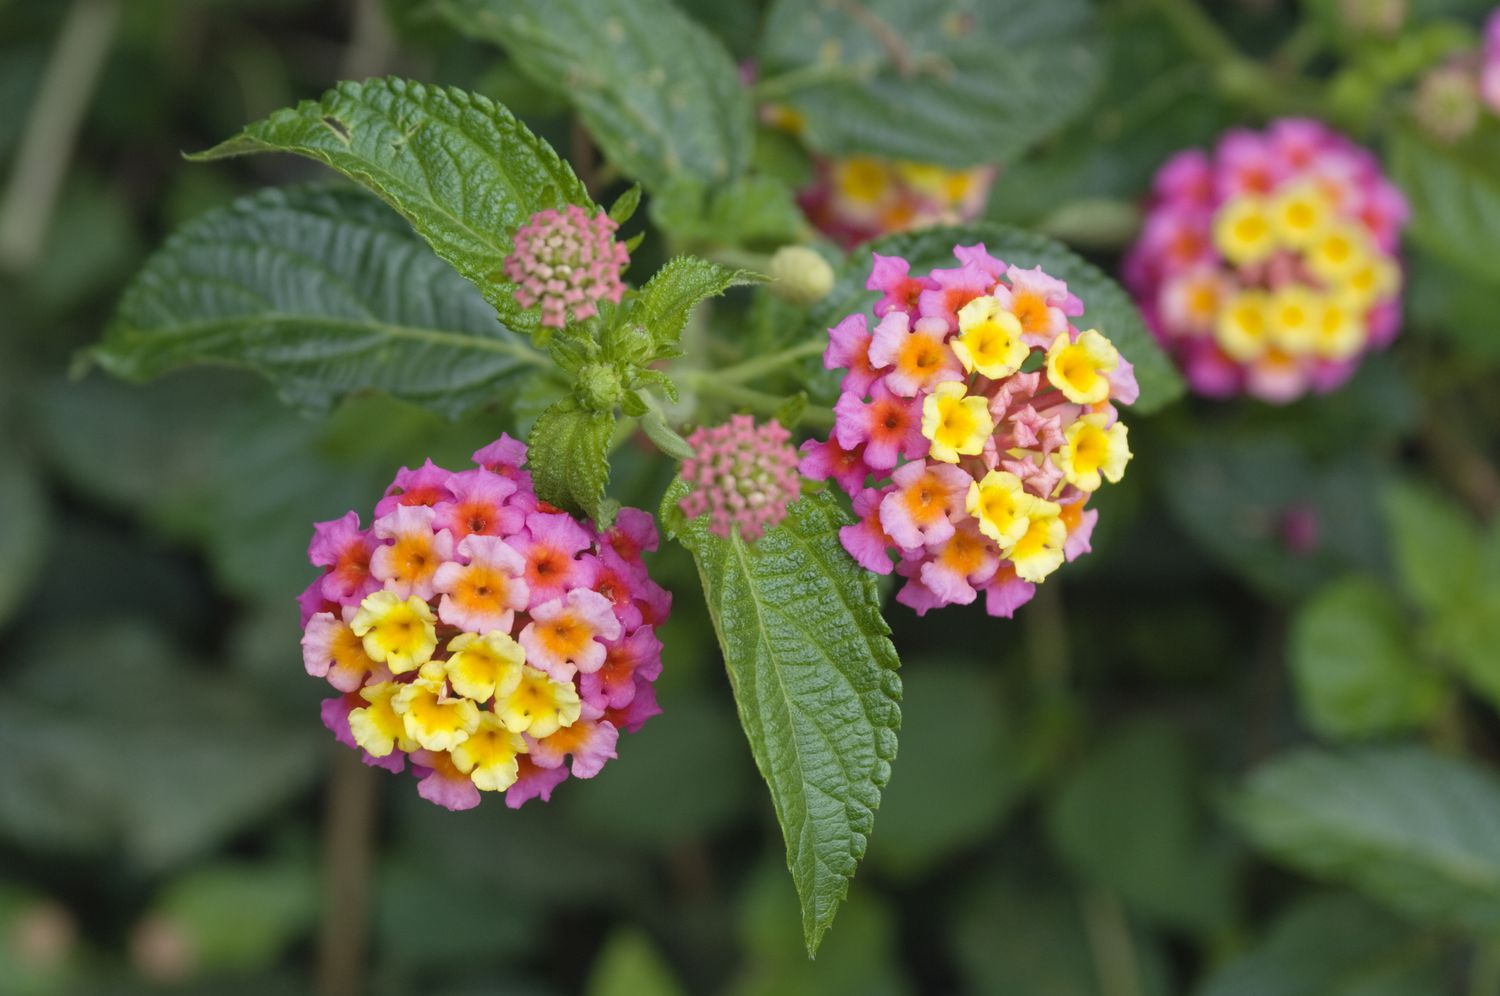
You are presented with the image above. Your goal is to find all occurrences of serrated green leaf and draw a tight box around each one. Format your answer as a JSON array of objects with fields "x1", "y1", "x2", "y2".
[
  {"x1": 663, "y1": 482, "x2": 901, "y2": 954},
  {"x1": 439, "y1": 0, "x2": 752, "y2": 190},
  {"x1": 95, "y1": 186, "x2": 547, "y2": 415},
  {"x1": 1380, "y1": 479, "x2": 1480, "y2": 616},
  {"x1": 633, "y1": 256, "x2": 760, "y2": 357},
  {"x1": 1198, "y1": 893, "x2": 1448, "y2": 996},
  {"x1": 527, "y1": 402, "x2": 614, "y2": 521},
  {"x1": 189, "y1": 78, "x2": 593, "y2": 329},
  {"x1": 758, "y1": 0, "x2": 1101, "y2": 168},
  {"x1": 1234, "y1": 745, "x2": 1500, "y2": 931},
  {"x1": 814, "y1": 223, "x2": 1183, "y2": 412},
  {"x1": 1390, "y1": 124, "x2": 1500, "y2": 287},
  {"x1": 1290, "y1": 577, "x2": 1445, "y2": 741}
]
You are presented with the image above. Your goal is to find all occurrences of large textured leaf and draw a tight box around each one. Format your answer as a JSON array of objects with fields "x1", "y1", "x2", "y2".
[
  {"x1": 1234, "y1": 746, "x2": 1500, "y2": 931},
  {"x1": 758, "y1": 0, "x2": 1101, "y2": 168},
  {"x1": 440, "y1": 0, "x2": 752, "y2": 190},
  {"x1": 663, "y1": 483, "x2": 902, "y2": 954},
  {"x1": 814, "y1": 223, "x2": 1183, "y2": 412},
  {"x1": 1289, "y1": 577, "x2": 1445, "y2": 741},
  {"x1": 527, "y1": 402, "x2": 614, "y2": 521},
  {"x1": 1390, "y1": 125, "x2": 1500, "y2": 287},
  {"x1": 189, "y1": 78, "x2": 593, "y2": 328},
  {"x1": 95, "y1": 185, "x2": 547, "y2": 416},
  {"x1": 632, "y1": 255, "x2": 759, "y2": 358}
]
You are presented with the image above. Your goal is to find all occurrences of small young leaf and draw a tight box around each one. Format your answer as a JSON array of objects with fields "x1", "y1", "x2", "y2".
[
  {"x1": 1289, "y1": 577, "x2": 1445, "y2": 740},
  {"x1": 189, "y1": 78, "x2": 594, "y2": 330},
  {"x1": 95, "y1": 186, "x2": 547, "y2": 416},
  {"x1": 663, "y1": 482, "x2": 901, "y2": 954},
  {"x1": 608, "y1": 184, "x2": 643, "y2": 225},
  {"x1": 814, "y1": 223, "x2": 1184, "y2": 413},
  {"x1": 632, "y1": 256, "x2": 761, "y2": 358},
  {"x1": 1380, "y1": 479, "x2": 1480, "y2": 616},
  {"x1": 439, "y1": 0, "x2": 753, "y2": 190},
  {"x1": 527, "y1": 402, "x2": 614, "y2": 521},
  {"x1": 1234, "y1": 745, "x2": 1500, "y2": 932}
]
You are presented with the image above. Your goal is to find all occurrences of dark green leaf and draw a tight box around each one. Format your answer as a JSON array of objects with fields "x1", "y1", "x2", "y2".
[
  {"x1": 814, "y1": 223, "x2": 1183, "y2": 412},
  {"x1": 527, "y1": 402, "x2": 614, "y2": 521},
  {"x1": 189, "y1": 78, "x2": 593, "y2": 328},
  {"x1": 1235, "y1": 745, "x2": 1500, "y2": 931},
  {"x1": 151, "y1": 860, "x2": 318, "y2": 973},
  {"x1": 439, "y1": 0, "x2": 752, "y2": 189},
  {"x1": 663, "y1": 483, "x2": 901, "y2": 954},
  {"x1": 1380, "y1": 479, "x2": 1480, "y2": 617},
  {"x1": 758, "y1": 0, "x2": 1101, "y2": 168},
  {"x1": 1290, "y1": 577, "x2": 1445, "y2": 740},
  {"x1": 0, "y1": 448, "x2": 47, "y2": 628},
  {"x1": 96, "y1": 185, "x2": 547, "y2": 416},
  {"x1": 648, "y1": 174, "x2": 810, "y2": 249},
  {"x1": 1390, "y1": 124, "x2": 1500, "y2": 287}
]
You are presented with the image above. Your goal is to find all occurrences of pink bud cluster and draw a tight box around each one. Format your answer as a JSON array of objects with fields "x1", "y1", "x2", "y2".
[
  {"x1": 798, "y1": 155, "x2": 997, "y2": 248},
  {"x1": 299, "y1": 434, "x2": 670, "y2": 810},
  {"x1": 1124, "y1": 119, "x2": 1408, "y2": 403},
  {"x1": 504, "y1": 205, "x2": 629, "y2": 329},
  {"x1": 801, "y1": 245, "x2": 1139, "y2": 619},
  {"x1": 679, "y1": 416, "x2": 802, "y2": 541}
]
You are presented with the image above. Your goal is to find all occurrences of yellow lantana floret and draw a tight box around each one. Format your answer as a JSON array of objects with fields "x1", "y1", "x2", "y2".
[
  {"x1": 450, "y1": 714, "x2": 527, "y2": 792},
  {"x1": 1314, "y1": 296, "x2": 1367, "y2": 360},
  {"x1": 348, "y1": 681, "x2": 407, "y2": 757},
  {"x1": 393, "y1": 677, "x2": 480, "y2": 752},
  {"x1": 1266, "y1": 286, "x2": 1323, "y2": 355},
  {"x1": 921, "y1": 382, "x2": 993, "y2": 463},
  {"x1": 1045, "y1": 330, "x2": 1118, "y2": 405},
  {"x1": 1213, "y1": 195, "x2": 1275, "y2": 266},
  {"x1": 966, "y1": 470, "x2": 1039, "y2": 550},
  {"x1": 1009, "y1": 503, "x2": 1066, "y2": 584},
  {"x1": 953, "y1": 296, "x2": 1028, "y2": 379},
  {"x1": 1269, "y1": 182, "x2": 1332, "y2": 249},
  {"x1": 1054, "y1": 414, "x2": 1131, "y2": 493},
  {"x1": 1305, "y1": 223, "x2": 1371, "y2": 284},
  {"x1": 494, "y1": 665, "x2": 582, "y2": 738},
  {"x1": 350, "y1": 591, "x2": 436, "y2": 674},
  {"x1": 1339, "y1": 255, "x2": 1399, "y2": 308},
  {"x1": 1215, "y1": 291, "x2": 1271, "y2": 361},
  {"x1": 444, "y1": 631, "x2": 526, "y2": 703}
]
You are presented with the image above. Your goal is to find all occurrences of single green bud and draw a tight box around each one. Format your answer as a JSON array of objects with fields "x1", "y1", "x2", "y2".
[
  {"x1": 576, "y1": 363, "x2": 624, "y2": 412},
  {"x1": 1414, "y1": 65, "x2": 1480, "y2": 143},
  {"x1": 1338, "y1": 0, "x2": 1405, "y2": 37},
  {"x1": 768, "y1": 246, "x2": 835, "y2": 305}
]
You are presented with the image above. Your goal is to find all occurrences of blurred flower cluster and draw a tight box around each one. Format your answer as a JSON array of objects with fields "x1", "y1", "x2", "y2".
[
  {"x1": 1125, "y1": 119, "x2": 1407, "y2": 402},
  {"x1": 798, "y1": 156, "x2": 995, "y2": 248},
  {"x1": 802, "y1": 245, "x2": 1137, "y2": 618},
  {"x1": 1410, "y1": 9, "x2": 1500, "y2": 141},
  {"x1": 300, "y1": 436, "x2": 670, "y2": 810}
]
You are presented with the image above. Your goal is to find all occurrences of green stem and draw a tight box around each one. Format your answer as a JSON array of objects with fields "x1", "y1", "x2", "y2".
[
  {"x1": 1470, "y1": 937, "x2": 1500, "y2": 996},
  {"x1": 1081, "y1": 889, "x2": 1144, "y2": 996},
  {"x1": 1149, "y1": 0, "x2": 1239, "y2": 65},
  {"x1": 676, "y1": 371, "x2": 834, "y2": 430},
  {"x1": 714, "y1": 339, "x2": 826, "y2": 385}
]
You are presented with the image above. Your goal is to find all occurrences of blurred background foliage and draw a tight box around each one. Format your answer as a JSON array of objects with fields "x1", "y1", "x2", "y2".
[{"x1": 3, "y1": 0, "x2": 1500, "y2": 993}]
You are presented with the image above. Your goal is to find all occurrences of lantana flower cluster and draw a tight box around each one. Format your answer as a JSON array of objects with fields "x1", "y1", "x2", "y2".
[
  {"x1": 799, "y1": 156, "x2": 996, "y2": 248},
  {"x1": 299, "y1": 435, "x2": 670, "y2": 810},
  {"x1": 1124, "y1": 119, "x2": 1407, "y2": 403},
  {"x1": 801, "y1": 245, "x2": 1138, "y2": 618}
]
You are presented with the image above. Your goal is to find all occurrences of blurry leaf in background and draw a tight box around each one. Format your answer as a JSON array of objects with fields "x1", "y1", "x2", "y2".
[
  {"x1": 25, "y1": 174, "x2": 141, "y2": 318},
  {"x1": 373, "y1": 855, "x2": 536, "y2": 981},
  {"x1": 1390, "y1": 124, "x2": 1500, "y2": 288},
  {"x1": 440, "y1": 0, "x2": 752, "y2": 191},
  {"x1": 664, "y1": 483, "x2": 902, "y2": 955},
  {"x1": 1235, "y1": 746, "x2": 1500, "y2": 932},
  {"x1": 757, "y1": 0, "x2": 1101, "y2": 169},
  {"x1": 729, "y1": 865, "x2": 901, "y2": 996},
  {"x1": 1165, "y1": 438, "x2": 1387, "y2": 599},
  {"x1": 1289, "y1": 577, "x2": 1446, "y2": 740},
  {"x1": 585, "y1": 929, "x2": 686, "y2": 996},
  {"x1": 1197, "y1": 893, "x2": 1449, "y2": 996},
  {"x1": 0, "y1": 888, "x2": 83, "y2": 996},
  {"x1": 813, "y1": 223, "x2": 1184, "y2": 413},
  {"x1": 0, "y1": 446, "x2": 48, "y2": 629},
  {"x1": 1045, "y1": 722, "x2": 1238, "y2": 933},
  {"x1": 951, "y1": 859, "x2": 1172, "y2": 996},
  {"x1": 1406, "y1": 252, "x2": 1500, "y2": 363},
  {"x1": 189, "y1": 78, "x2": 594, "y2": 330},
  {"x1": 867, "y1": 665, "x2": 1029, "y2": 878},
  {"x1": 95, "y1": 185, "x2": 546, "y2": 417},
  {"x1": 648, "y1": 174, "x2": 808, "y2": 250},
  {"x1": 0, "y1": 622, "x2": 320, "y2": 870},
  {"x1": 144, "y1": 858, "x2": 317, "y2": 978}
]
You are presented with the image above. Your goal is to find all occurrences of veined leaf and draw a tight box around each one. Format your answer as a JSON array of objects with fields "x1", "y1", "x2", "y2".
[
  {"x1": 95, "y1": 185, "x2": 547, "y2": 416},
  {"x1": 528, "y1": 402, "x2": 614, "y2": 521},
  {"x1": 189, "y1": 78, "x2": 593, "y2": 329},
  {"x1": 632, "y1": 256, "x2": 761, "y2": 358},
  {"x1": 814, "y1": 223, "x2": 1183, "y2": 413},
  {"x1": 439, "y1": 0, "x2": 752, "y2": 190},
  {"x1": 663, "y1": 483, "x2": 901, "y2": 954},
  {"x1": 758, "y1": 0, "x2": 1101, "y2": 168},
  {"x1": 1390, "y1": 124, "x2": 1500, "y2": 288},
  {"x1": 1235, "y1": 745, "x2": 1500, "y2": 932}
]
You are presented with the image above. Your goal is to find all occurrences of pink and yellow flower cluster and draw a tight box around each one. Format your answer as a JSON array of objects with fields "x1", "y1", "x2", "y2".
[
  {"x1": 299, "y1": 435, "x2": 670, "y2": 810},
  {"x1": 1124, "y1": 119, "x2": 1407, "y2": 403},
  {"x1": 799, "y1": 156, "x2": 996, "y2": 248},
  {"x1": 801, "y1": 245, "x2": 1137, "y2": 618}
]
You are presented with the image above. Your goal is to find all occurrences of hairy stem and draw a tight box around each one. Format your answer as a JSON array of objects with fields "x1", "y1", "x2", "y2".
[{"x1": 714, "y1": 338, "x2": 827, "y2": 385}]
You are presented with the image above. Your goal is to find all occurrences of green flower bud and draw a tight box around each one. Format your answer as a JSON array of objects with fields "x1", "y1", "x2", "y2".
[
  {"x1": 1414, "y1": 65, "x2": 1480, "y2": 144},
  {"x1": 768, "y1": 246, "x2": 835, "y2": 305},
  {"x1": 576, "y1": 363, "x2": 624, "y2": 412}
]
